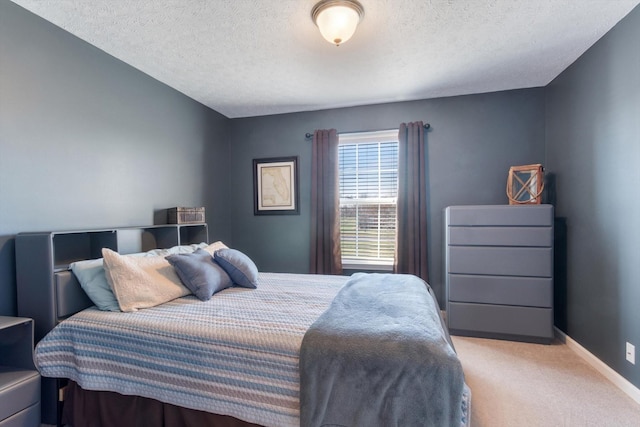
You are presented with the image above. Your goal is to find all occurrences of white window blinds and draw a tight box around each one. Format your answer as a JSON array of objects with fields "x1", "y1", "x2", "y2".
[{"x1": 338, "y1": 130, "x2": 398, "y2": 268}]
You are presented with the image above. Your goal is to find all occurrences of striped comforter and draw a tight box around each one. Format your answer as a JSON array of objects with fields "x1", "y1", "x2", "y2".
[{"x1": 35, "y1": 272, "x2": 348, "y2": 427}]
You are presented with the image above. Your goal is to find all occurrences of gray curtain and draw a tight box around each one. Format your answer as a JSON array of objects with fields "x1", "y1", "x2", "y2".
[
  {"x1": 394, "y1": 121, "x2": 429, "y2": 282},
  {"x1": 310, "y1": 129, "x2": 343, "y2": 274}
]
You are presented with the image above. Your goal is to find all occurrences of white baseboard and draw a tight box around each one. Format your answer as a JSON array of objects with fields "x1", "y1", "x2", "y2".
[{"x1": 554, "y1": 327, "x2": 640, "y2": 405}]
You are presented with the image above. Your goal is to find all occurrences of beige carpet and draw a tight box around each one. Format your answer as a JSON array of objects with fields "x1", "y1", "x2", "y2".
[{"x1": 452, "y1": 336, "x2": 640, "y2": 427}]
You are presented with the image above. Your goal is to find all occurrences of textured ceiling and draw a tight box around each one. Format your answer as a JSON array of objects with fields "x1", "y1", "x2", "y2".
[{"x1": 10, "y1": 0, "x2": 640, "y2": 118}]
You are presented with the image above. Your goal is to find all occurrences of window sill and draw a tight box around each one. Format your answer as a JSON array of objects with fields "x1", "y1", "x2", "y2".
[{"x1": 342, "y1": 261, "x2": 394, "y2": 272}]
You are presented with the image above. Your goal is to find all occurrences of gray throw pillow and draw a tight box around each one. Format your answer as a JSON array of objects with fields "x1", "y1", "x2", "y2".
[
  {"x1": 214, "y1": 248, "x2": 259, "y2": 289},
  {"x1": 166, "y1": 249, "x2": 233, "y2": 300}
]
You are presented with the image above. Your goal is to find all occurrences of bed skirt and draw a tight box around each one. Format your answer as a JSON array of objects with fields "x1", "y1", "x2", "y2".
[{"x1": 62, "y1": 381, "x2": 262, "y2": 427}]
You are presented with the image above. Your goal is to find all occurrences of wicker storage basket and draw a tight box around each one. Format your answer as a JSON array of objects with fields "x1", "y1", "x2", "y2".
[{"x1": 167, "y1": 207, "x2": 205, "y2": 224}]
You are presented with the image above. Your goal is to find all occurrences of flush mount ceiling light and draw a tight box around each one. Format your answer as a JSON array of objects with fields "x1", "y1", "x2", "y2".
[{"x1": 311, "y1": 0, "x2": 365, "y2": 46}]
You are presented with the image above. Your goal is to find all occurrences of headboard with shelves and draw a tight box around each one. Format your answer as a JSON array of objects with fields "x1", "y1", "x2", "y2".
[{"x1": 16, "y1": 224, "x2": 208, "y2": 342}]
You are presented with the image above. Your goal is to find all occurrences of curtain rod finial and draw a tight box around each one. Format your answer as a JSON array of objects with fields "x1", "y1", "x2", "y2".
[{"x1": 424, "y1": 123, "x2": 431, "y2": 130}]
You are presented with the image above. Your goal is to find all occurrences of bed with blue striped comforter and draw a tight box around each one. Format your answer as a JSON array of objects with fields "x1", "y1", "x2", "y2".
[{"x1": 35, "y1": 272, "x2": 469, "y2": 427}]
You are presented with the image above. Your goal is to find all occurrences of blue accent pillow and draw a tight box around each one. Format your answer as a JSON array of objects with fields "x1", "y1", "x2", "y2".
[
  {"x1": 166, "y1": 249, "x2": 233, "y2": 300},
  {"x1": 70, "y1": 259, "x2": 121, "y2": 311},
  {"x1": 214, "y1": 248, "x2": 259, "y2": 289}
]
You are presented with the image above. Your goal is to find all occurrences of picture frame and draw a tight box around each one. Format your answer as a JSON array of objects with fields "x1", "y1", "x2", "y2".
[{"x1": 253, "y1": 156, "x2": 299, "y2": 215}]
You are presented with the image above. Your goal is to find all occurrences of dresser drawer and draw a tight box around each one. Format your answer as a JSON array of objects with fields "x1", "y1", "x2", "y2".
[
  {"x1": 448, "y1": 226, "x2": 553, "y2": 247},
  {"x1": 448, "y1": 246, "x2": 552, "y2": 277},
  {"x1": 448, "y1": 303, "x2": 553, "y2": 339},
  {"x1": 446, "y1": 205, "x2": 553, "y2": 227},
  {"x1": 449, "y1": 275, "x2": 552, "y2": 307}
]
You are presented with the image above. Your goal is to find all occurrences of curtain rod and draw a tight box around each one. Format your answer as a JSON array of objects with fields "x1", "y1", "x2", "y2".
[{"x1": 305, "y1": 123, "x2": 430, "y2": 140}]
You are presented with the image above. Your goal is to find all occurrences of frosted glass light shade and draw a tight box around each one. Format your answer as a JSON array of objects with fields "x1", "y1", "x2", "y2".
[{"x1": 312, "y1": 0, "x2": 364, "y2": 46}]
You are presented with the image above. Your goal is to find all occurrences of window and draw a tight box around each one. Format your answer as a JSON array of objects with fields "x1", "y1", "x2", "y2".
[{"x1": 338, "y1": 130, "x2": 398, "y2": 270}]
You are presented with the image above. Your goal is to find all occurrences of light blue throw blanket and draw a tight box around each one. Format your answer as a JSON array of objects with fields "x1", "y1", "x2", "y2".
[{"x1": 300, "y1": 273, "x2": 465, "y2": 427}]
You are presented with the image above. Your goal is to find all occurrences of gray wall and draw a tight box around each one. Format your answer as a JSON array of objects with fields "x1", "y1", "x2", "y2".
[
  {"x1": 546, "y1": 6, "x2": 640, "y2": 387},
  {"x1": 0, "y1": 1, "x2": 231, "y2": 315},
  {"x1": 228, "y1": 89, "x2": 546, "y2": 304}
]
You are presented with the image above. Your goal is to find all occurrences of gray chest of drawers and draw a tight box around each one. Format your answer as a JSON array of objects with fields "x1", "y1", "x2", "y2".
[{"x1": 445, "y1": 205, "x2": 554, "y2": 343}]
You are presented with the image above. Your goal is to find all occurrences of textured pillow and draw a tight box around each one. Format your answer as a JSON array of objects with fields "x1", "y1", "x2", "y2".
[
  {"x1": 166, "y1": 249, "x2": 233, "y2": 301},
  {"x1": 102, "y1": 248, "x2": 190, "y2": 312},
  {"x1": 70, "y1": 259, "x2": 121, "y2": 311},
  {"x1": 214, "y1": 248, "x2": 258, "y2": 289},
  {"x1": 201, "y1": 241, "x2": 229, "y2": 256}
]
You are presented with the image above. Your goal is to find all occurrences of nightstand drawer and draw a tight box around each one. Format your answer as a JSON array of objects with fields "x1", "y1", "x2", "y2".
[
  {"x1": 449, "y1": 275, "x2": 552, "y2": 307},
  {"x1": 0, "y1": 368, "x2": 40, "y2": 422},
  {"x1": 0, "y1": 402, "x2": 40, "y2": 427}
]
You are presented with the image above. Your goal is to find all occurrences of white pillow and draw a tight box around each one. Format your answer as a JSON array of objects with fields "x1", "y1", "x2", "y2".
[
  {"x1": 201, "y1": 241, "x2": 229, "y2": 255},
  {"x1": 102, "y1": 248, "x2": 190, "y2": 312}
]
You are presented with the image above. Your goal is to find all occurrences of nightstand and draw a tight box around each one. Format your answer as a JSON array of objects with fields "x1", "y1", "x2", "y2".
[{"x1": 0, "y1": 316, "x2": 40, "y2": 427}]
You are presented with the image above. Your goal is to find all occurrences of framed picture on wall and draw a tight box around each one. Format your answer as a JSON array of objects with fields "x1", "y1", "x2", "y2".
[{"x1": 253, "y1": 156, "x2": 299, "y2": 215}]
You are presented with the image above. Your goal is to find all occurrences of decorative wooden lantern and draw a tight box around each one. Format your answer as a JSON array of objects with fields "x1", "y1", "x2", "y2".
[{"x1": 506, "y1": 164, "x2": 544, "y2": 204}]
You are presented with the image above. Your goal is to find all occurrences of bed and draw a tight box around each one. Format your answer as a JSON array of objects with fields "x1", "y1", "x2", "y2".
[{"x1": 27, "y1": 240, "x2": 470, "y2": 427}]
